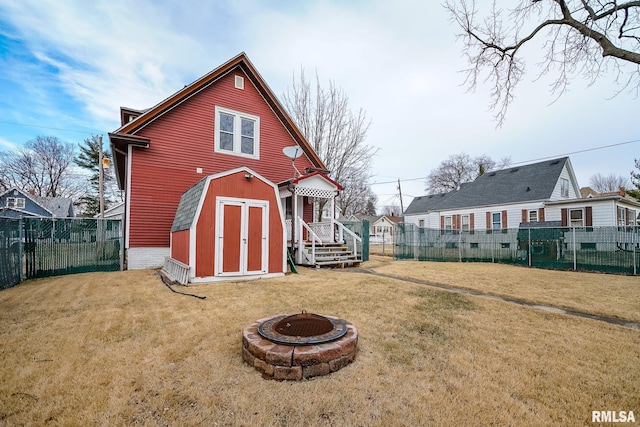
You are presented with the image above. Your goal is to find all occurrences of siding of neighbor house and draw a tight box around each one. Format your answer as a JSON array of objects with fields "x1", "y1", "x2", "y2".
[{"x1": 127, "y1": 69, "x2": 316, "y2": 251}]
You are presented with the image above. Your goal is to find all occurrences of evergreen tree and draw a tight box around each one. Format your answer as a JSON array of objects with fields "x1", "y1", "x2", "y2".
[
  {"x1": 74, "y1": 135, "x2": 113, "y2": 217},
  {"x1": 629, "y1": 159, "x2": 640, "y2": 200}
]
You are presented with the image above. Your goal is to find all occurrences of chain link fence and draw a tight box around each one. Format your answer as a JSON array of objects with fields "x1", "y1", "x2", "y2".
[
  {"x1": 394, "y1": 223, "x2": 639, "y2": 275},
  {"x1": 0, "y1": 217, "x2": 123, "y2": 289},
  {"x1": 0, "y1": 218, "x2": 23, "y2": 289}
]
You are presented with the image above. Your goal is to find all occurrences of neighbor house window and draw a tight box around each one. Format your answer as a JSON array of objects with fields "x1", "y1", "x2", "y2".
[
  {"x1": 444, "y1": 216, "x2": 452, "y2": 231},
  {"x1": 570, "y1": 209, "x2": 583, "y2": 227},
  {"x1": 6, "y1": 197, "x2": 25, "y2": 209},
  {"x1": 418, "y1": 219, "x2": 425, "y2": 228},
  {"x1": 461, "y1": 214, "x2": 470, "y2": 231},
  {"x1": 617, "y1": 207, "x2": 626, "y2": 226},
  {"x1": 492, "y1": 212, "x2": 501, "y2": 229},
  {"x1": 560, "y1": 178, "x2": 569, "y2": 197},
  {"x1": 214, "y1": 106, "x2": 260, "y2": 159},
  {"x1": 529, "y1": 210, "x2": 538, "y2": 222}
]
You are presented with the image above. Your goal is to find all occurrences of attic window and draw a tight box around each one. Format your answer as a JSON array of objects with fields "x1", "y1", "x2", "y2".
[
  {"x1": 6, "y1": 197, "x2": 25, "y2": 209},
  {"x1": 214, "y1": 106, "x2": 260, "y2": 160},
  {"x1": 235, "y1": 75, "x2": 244, "y2": 89}
]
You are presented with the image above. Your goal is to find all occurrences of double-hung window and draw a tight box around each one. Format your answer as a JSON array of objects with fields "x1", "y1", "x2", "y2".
[
  {"x1": 492, "y1": 212, "x2": 501, "y2": 229},
  {"x1": 461, "y1": 214, "x2": 470, "y2": 232},
  {"x1": 444, "y1": 216, "x2": 452, "y2": 232},
  {"x1": 214, "y1": 106, "x2": 260, "y2": 159},
  {"x1": 560, "y1": 178, "x2": 569, "y2": 197},
  {"x1": 528, "y1": 210, "x2": 538, "y2": 222},
  {"x1": 570, "y1": 209, "x2": 583, "y2": 227}
]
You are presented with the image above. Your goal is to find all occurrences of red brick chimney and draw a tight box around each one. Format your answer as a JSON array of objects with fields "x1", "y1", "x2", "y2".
[{"x1": 619, "y1": 187, "x2": 625, "y2": 197}]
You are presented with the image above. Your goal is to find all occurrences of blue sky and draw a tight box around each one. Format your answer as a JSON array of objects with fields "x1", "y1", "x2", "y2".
[{"x1": 0, "y1": 0, "x2": 638, "y2": 210}]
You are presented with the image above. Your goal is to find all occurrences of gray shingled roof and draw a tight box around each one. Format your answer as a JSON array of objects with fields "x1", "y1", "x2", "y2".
[
  {"x1": 405, "y1": 157, "x2": 569, "y2": 215},
  {"x1": 171, "y1": 178, "x2": 207, "y2": 232},
  {"x1": 31, "y1": 195, "x2": 74, "y2": 217}
]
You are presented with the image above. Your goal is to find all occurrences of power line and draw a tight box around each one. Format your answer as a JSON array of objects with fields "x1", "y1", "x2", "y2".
[
  {"x1": 369, "y1": 138, "x2": 640, "y2": 186},
  {"x1": 0, "y1": 120, "x2": 102, "y2": 135}
]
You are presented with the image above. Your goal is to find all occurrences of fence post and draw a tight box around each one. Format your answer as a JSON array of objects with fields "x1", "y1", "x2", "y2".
[
  {"x1": 571, "y1": 227, "x2": 578, "y2": 271},
  {"x1": 634, "y1": 225, "x2": 637, "y2": 276},
  {"x1": 528, "y1": 228, "x2": 532, "y2": 268}
]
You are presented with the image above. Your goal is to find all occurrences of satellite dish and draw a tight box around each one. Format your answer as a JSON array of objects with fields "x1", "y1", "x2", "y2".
[{"x1": 282, "y1": 146, "x2": 303, "y2": 160}]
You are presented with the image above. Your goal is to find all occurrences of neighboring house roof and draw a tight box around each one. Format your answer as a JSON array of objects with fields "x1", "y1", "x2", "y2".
[
  {"x1": 356, "y1": 214, "x2": 403, "y2": 227},
  {"x1": 0, "y1": 188, "x2": 74, "y2": 218},
  {"x1": 109, "y1": 52, "x2": 326, "y2": 189},
  {"x1": 94, "y1": 202, "x2": 124, "y2": 219},
  {"x1": 32, "y1": 195, "x2": 74, "y2": 217},
  {"x1": 580, "y1": 186, "x2": 638, "y2": 201},
  {"x1": 382, "y1": 215, "x2": 404, "y2": 224},
  {"x1": 405, "y1": 157, "x2": 573, "y2": 215}
]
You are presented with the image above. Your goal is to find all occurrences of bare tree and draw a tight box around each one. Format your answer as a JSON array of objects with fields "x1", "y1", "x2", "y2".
[
  {"x1": 335, "y1": 167, "x2": 378, "y2": 217},
  {"x1": 0, "y1": 135, "x2": 78, "y2": 198},
  {"x1": 425, "y1": 152, "x2": 511, "y2": 194},
  {"x1": 589, "y1": 172, "x2": 630, "y2": 192},
  {"x1": 283, "y1": 69, "x2": 378, "y2": 220},
  {"x1": 445, "y1": 0, "x2": 640, "y2": 125},
  {"x1": 380, "y1": 204, "x2": 402, "y2": 217}
]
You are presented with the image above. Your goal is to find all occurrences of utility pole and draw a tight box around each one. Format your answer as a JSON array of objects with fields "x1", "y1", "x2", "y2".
[
  {"x1": 397, "y1": 179, "x2": 404, "y2": 215},
  {"x1": 99, "y1": 135, "x2": 104, "y2": 218}
]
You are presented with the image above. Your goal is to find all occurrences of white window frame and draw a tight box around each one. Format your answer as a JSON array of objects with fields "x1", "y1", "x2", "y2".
[
  {"x1": 444, "y1": 216, "x2": 452, "y2": 232},
  {"x1": 569, "y1": 208, "x2": 584, "y2": 227},
  {"x1": 560, "y1": 178, "x2": 569, "y2": 197},
  {"x1": 6, "y1": 197, "x2": 25, "y2": 209},
  {"x1": 214, "y1": 106, "x2": 260, "y2": 160},
  {"x1": 461, "y1": 214, "x2": 470, "y2": 231},
  {"x1": 492, "y1": 212, "x2": 501, "y2": 229},
  {"x1": 617, "y1": 207, "x2": 626, "y2": 226},
  {"x1": 528, "y1": 210, "x2": 538, "y2": 222}
]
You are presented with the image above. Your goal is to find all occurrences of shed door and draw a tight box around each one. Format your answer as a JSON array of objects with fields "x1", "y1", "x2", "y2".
[{"x1": 217, "y1": 199, "x2": 268, "y2": 276}]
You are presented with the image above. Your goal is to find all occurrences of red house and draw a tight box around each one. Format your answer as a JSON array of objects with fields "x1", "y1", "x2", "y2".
[{"x1": 109, "y1": 53, "x2": 361, "y2": 281}]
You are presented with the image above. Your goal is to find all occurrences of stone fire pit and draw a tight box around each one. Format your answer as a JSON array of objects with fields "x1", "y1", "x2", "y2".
[{"x1": 242, "y1": 312, "x2": 358, "y2": 380}]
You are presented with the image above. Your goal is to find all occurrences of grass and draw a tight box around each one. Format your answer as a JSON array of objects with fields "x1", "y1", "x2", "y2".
[{"x1": 0, "y1": 256, "x2": 638, "y2": 426}]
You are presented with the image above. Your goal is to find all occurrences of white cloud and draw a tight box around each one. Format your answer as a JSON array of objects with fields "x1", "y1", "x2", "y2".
[{"x1": 1, "y1": 0, "x2": 638, "y2": 209}]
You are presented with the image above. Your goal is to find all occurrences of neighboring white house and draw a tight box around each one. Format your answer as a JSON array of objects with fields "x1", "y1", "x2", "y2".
[{"x1": 404, "y1": 157, "x2": 640, "y2": 230}]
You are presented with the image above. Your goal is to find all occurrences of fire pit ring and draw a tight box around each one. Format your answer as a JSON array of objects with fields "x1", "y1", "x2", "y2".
[
  {"x1": 258, "y1": 311, "x2": 348, "y2": 345},
  {"x1": 243, "y1": 312, "x2": 358, "y2": 380}
]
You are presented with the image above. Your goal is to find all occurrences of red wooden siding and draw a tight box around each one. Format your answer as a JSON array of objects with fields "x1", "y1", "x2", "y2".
[
  {"x1": 247, "y1": 205, "x2": 263, "y2": 272},
  {"x1": 171, "y1": 229, "x2": 190, "y2": 265},
  {"x1": 222, "y1": 204, "x2": 242, "y2": 273},
  {"x1": 128, "y1": 69, "x2": 315, "y2": 248},
  {"x1": 194, "y1": 171, "x2": 283, "y2": 277}
]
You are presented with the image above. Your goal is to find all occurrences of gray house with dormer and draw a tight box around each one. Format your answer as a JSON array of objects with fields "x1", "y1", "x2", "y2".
[
  {"x1": 0, "y1": 188, "x2": 74, "y2": 219},
  {"x1": 404, "y1": 157, "x2": 639, "y2": 230}
]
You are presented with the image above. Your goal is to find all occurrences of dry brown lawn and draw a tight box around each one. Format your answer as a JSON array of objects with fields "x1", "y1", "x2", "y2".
[{"x1": 1, "y1": 256, "x2": 638, "y2": 426}]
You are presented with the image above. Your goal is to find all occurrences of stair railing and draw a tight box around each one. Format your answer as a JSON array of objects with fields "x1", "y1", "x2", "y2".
[
  {"x1": 332, "y1": 219, "x2": 362, "y2": 260},
  {"x1": 297, "y1": 216, "x2": 323, "y2": 264}
]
